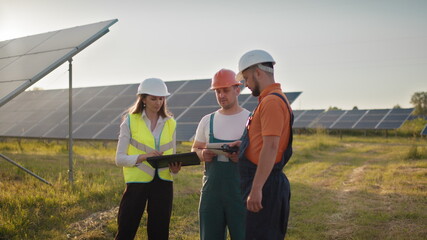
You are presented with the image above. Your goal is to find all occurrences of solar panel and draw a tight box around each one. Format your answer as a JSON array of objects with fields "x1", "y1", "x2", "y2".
[
  {"x1": 193, "y1": 92, "x2": 218, "y2": 107},
  {"x1": 44, "y1": 123, "x2": 72, "y2": 138},
  {"x1": 421, "y1": 124, "x2": 427, "y2": 136},
  {"x1": 376, "y1": 108, "x2": 414, "y2": 129},
  {"x1": 284, "y1": 92, "x2": 302, "y2": 105},
  {"x1": 176, "y1": 123, "x2": 199, "y2": 141},
  {"x1": 330, "y1": 110, "x2": 367, "y2": 129},
  {"x1": 176, "y1": 107, "x2": 219, "y2": 123},
  {"x1": 177, "y1": 79, "x2": 211, "y2": 92},
  {"x1": 353, "y1": 109, "x2": 390, "y2": 129},
  {"x1": 242, "y1": 102, "x2": 259, "y2": 112},
  {"x1": 168, "y1": 107, "x2": 187, "y2": 118},
  {"x1": 98, "y1": 85, "x2": 130, "y2": 96},
  {"x1": 107, "y1": 95, "x2": 136, "y2": 109},
  {"x1": 165, "y1": 81, "x2": 186, "y2": 93},
  {"x1": 74, "y1": 123, "x2": 109, "y2": 139},
  {"x1": 167, "y1": 92, "x2": 202, "y2": 107},
  {"x1": 0, "y1": 19, "x2": 118, "y2": 108},
  {"x1": 238, "y1": 94, "x2": 251, "y2": 103},
  {"x1": 120, "y1": 84, "x2": 139, "y2": 96},
  {"x1": 25, "y1": 123, "x2": 57, "y2": 138},
  {"x1": 94, "y1": 123, "x2": 120, "y2": 140},
  {"x1": 310, "y1": 110, "x2": 345, "y2": 129},
  {"x1": 90, "y1": 109, "x2": 124, "y2": 123},
  {"x1": 293, "y1": 110, "x2": 325, "y2": 128}
]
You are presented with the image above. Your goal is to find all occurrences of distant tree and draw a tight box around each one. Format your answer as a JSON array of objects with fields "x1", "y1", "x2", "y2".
[
  {"x1": 410, "y1": 92, "x2": 427, "y2": 115},
  {"x1": 352, "y1": 106, "x2": 358, "y2": 110},
  {"x1": 328, "y1": 106, "x2": 341, "y2": 111},
  {"x1": 393, "y1": 104, "x2": 401, "y2": 109}
]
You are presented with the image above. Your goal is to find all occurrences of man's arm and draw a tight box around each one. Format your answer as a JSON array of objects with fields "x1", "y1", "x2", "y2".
[{"x1": 246, "y1": 135, "x2": 280, "y2": 212}]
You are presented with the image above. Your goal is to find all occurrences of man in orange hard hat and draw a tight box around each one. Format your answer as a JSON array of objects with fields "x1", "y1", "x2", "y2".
[{"x1": 192, "y1": 69, "x2": 250, "y2": 240}]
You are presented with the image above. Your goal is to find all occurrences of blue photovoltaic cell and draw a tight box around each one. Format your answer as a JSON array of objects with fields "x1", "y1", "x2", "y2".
[
  {"x1": 120, "y1": 84, "x2": 139, "y2": 96},
  {"x1": 292, "y1": 110, "x2": 304, "y2": 119},
  {"x1": 95, "y1": 123, "x2": 121, "y2": 140},
  {"x1": 168, "y1": 107, "x2": 187, "y2": 119},
  {"x1": 421, "y1": 124, "x2": 427, "y2": 135},
  {"x1": 238, "y1": 94, "x2": 251, "y2": 103},
  {"x1": 353, "y1": 109, "x2": 389, "y2": 129},
  {"x1": 107, "y1": 95, "x2": 135, "y2": 109},
  {"x1": 165, "y1": 81, "x2": 186, "y2": 93},
  {"x1": 284, "y1": 92, "x2": 302, "y2": 105},
  {"x1": 376, "y1": 108, "x2": 413, "y2": 129},
  {"x1": 177, "y1": 106, "x2": 218, "y2": 123},
  {"x1": 90, "y1": 109, "x2": 124, "y2": 123},
  {"x1": 98, "y1": 85, "x2": 129, "y2": 96},
  {"x1": 330, "y1": 110, "x2": 367, "y2": 129},
  {"x1": 167, "y1": 92, "x2": 201, "y2": 107},
  {"x1": 176, "y1": 123, "x2": 199, "y2": 141},
  {"x1": 293, "y1": 110, "x2": 325, "y2": 128},
  {"x1": 242, "y1": 102, "x2": 258, "y2": 112},
  {"x1": 310, "y1": 110, "x2": 345, "y2": 129},
  {"x1": 194, "y1": 92, "x2": 217, "y2": 106},
  {"x1": 74, "y1": 123, "x2": 109, "y2": 139},
  {"x1": 178, "y1": 79, "x2": 211, "y2": 93}
]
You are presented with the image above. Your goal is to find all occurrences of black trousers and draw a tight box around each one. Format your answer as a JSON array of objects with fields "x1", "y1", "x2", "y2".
[{"x1": 115, "y1": 174, "x2": 173, "y2": 240}]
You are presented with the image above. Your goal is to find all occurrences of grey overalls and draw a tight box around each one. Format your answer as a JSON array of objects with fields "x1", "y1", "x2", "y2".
[{"x1": 199, "y1": 113, "x2": 246, "y2": 240}]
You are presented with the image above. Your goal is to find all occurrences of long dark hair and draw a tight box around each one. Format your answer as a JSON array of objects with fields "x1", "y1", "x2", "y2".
[{"x1": 123, "y1": 94, "x2": 172, "y2": 120}]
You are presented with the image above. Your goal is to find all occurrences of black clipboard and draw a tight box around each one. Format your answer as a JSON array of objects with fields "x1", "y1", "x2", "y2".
[{"x1": 146, "y1": 152, "x2": 201, "y2": 168}]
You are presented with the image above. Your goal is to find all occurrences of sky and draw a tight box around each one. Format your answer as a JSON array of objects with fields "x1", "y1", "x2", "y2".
[{"x1": 1, "y1": 0, "x2": 426, "y2": 110}]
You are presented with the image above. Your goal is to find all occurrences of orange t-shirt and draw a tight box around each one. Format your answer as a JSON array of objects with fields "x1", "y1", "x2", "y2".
[{"x1": 244, "y1": 83, "x2": 292, "y2": 165}]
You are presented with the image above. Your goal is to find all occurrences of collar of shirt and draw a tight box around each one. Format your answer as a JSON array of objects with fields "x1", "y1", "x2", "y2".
[
  {"x1": 141, "y1": 110, "x2": 170, "y2": 133},
  {"x1": 258, "y1": 83, "x2": 282, "y2": 103}
]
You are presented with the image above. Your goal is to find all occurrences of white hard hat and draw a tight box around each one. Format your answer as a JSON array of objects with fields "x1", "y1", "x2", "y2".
[
  {"x1": 238, "y1": 49, "x2": 275, "y2": 72},
  {"x1": 137, "y1": 78, "x2": 170, "y2": 96},
  {"x1": 236, "y1": 49, "x2": 275, "y2": 81}
]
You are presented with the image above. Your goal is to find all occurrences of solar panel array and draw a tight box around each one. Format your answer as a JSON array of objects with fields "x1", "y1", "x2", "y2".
[
  {"x1": 295, "y1": 108, "x2": 413, "y2": 130},
  {"x1": 0, "y1": 19, "x2": 118, "y2": 107},
  {"x1": 0, "y1": 80, "x2": 301, "y2": 141},
  {"x1": 0, "y1": 77, "x2": 414, "y2": 141}
]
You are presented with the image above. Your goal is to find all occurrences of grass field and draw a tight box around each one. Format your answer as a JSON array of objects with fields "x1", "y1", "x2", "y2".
[{"x1": 0, "y1": 134, "x2": 426, "y2": 240}]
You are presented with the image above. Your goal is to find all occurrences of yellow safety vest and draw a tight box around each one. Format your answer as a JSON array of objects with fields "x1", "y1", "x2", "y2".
[{"x1": 123, "y1": 113, "x2": 176, "y2": 183}]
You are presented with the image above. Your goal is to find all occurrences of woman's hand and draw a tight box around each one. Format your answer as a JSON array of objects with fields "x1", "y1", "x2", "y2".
[
  {"x1": 136, "y1": 150, "x2": 163, "y2": 164},
  {"x1": 169, "y1": 162, "x2": 182, "y2": 174}
]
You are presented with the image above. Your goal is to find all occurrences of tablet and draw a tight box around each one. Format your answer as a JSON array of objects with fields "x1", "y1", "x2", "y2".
[{"x1": 146, "y1": 152, "x2": 201, "y2": 168}]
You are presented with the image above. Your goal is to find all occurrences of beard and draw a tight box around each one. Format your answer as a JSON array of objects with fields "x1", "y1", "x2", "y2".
[{"x1": 251, "y1": 75, "x2": 261, "y2": 97}]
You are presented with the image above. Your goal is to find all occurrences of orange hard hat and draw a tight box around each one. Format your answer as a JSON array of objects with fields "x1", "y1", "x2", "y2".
[{"x1": 211, "y1": 69, "x2": 242, "y2": 89}]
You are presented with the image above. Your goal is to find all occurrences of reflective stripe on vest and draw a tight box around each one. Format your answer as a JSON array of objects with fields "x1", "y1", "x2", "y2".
[{"x1": 123, "y1": 113, "x2": 176, "y2": 183}]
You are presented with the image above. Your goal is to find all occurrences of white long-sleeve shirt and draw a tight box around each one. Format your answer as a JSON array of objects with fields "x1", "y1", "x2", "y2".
[{"x1": 115, "y1": 111, "x2": 176, "y2": 167}]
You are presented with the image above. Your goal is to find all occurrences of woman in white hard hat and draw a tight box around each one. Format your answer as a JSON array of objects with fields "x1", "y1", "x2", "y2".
[{"x1": 115, "y1": 78, "x2": 181, "y2": 240}]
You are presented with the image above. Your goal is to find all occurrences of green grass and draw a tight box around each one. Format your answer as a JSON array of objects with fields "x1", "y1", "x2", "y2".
[{"x1": 0, "y1": 135, "x2": 426, "y2": 239}]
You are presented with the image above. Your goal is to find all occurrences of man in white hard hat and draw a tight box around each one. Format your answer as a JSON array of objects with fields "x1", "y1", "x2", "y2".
[
  {"x1": 192, "y1": 69, "x2": 249, "y2": 240},
  {"x1": 231, "y1": 50, "x2": 294, "y2": 239}
]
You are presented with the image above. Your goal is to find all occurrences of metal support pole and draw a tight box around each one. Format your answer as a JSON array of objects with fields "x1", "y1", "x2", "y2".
[
  {"x1": 0, "y1": 153, "x2": 52, "y2": 185},
  {"x1": 68, "y1": 59, "x2": 74, "y2": 183}
]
